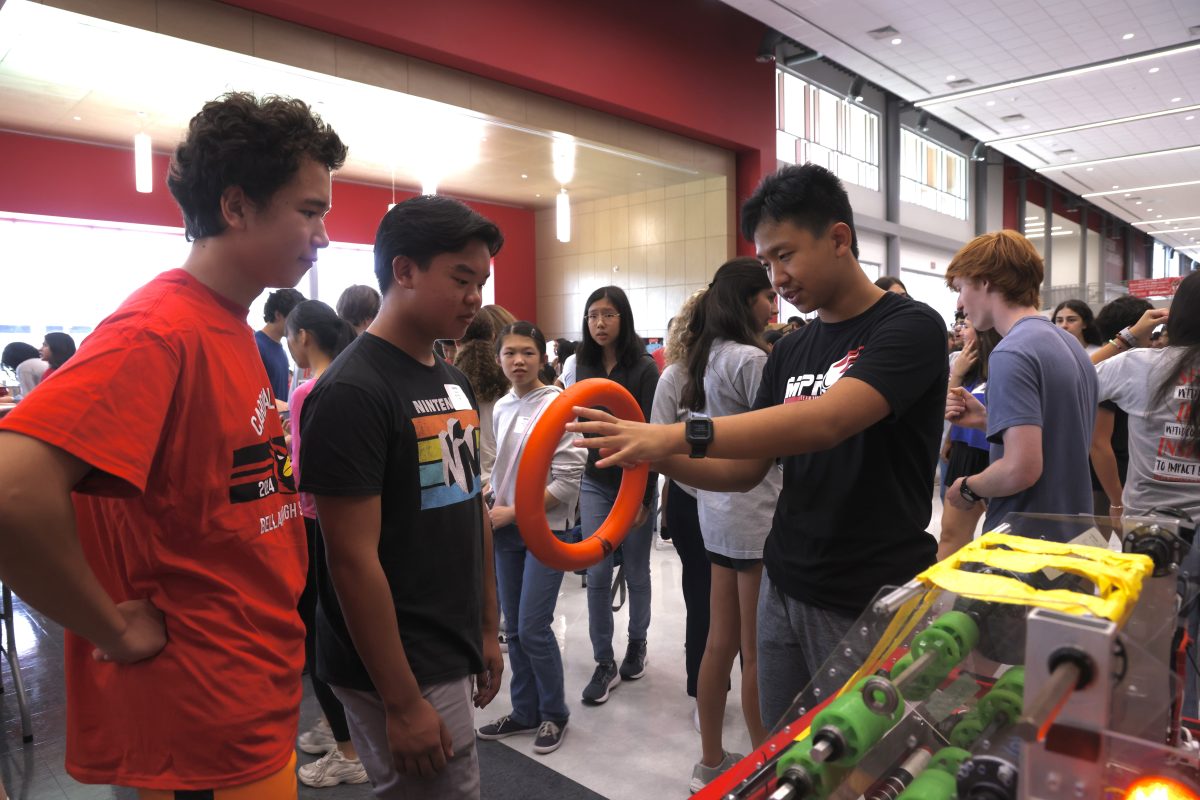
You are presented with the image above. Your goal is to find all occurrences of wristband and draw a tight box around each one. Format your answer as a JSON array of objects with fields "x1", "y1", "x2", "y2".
[{"x1": 1116, "y1": 328, "x2": 1139, "y2": 349}]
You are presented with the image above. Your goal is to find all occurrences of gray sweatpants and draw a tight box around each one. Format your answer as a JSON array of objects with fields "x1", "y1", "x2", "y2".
[
  {"x1": 333, "y1": 677, "x2": 479, "y2": 800},
  {"x1": 757, "y1": 572, "x2": 859, "y2": 731}
]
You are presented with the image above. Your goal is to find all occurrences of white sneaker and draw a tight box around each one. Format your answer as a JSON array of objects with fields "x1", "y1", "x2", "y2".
[
  {"x1": 693, "y1": 703, "x2": 702, "y2": 733},
  {"x1": 298, "y1": 748, "x2": 369, "y2": 788},
  {"x1": 690, "y1": 751, "x2": 743, "y2": 794},
  {"x1": 297, "y1": 718, "x2": 336, "y2": 755}
]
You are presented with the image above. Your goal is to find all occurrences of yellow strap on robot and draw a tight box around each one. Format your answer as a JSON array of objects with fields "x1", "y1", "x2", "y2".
[{"x1": 919, "y1": 532, "x2": 1154, "y2": 623}]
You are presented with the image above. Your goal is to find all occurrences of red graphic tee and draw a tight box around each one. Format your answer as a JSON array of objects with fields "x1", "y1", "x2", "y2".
[{"x1": 0, "y1": 270, "x2": 306, "y2": 790}]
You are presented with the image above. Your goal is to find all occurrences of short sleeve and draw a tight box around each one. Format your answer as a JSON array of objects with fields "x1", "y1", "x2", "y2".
[
  {"x1": 299, "y1": 381, "x2": 393, "y2": 496},
  {"x1": 752, "y1": 348, "x2": 778, "y2": 411},
  {"x1": 732, "y1": 349, "x2": 769, "y2": 410},
  {"x1": 651, "y1": 365, "x2": 683, "y2": 425},
  {"x1": 0, "y1": 326, "x2": 178, "y2": 495},
  {"x1": 986, "y1": 349, "x2": 1044, "y2": 444},
  {"x1": 843, "y1": 308, "x2": 947, "y2": 420}
]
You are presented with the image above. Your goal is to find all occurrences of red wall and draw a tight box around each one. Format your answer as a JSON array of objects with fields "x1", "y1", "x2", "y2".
[
  {"x1": 222, "y1": 0, "x2": 776, "y2": 246},
  {"x1": 0, "y1": 131, "x2": 537, "y2": 321}
]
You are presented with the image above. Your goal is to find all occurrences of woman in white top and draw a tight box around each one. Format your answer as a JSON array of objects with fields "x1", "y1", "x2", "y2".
[
  {"x1": 476, "y1": 321, "x2": 586, "y2": 756},
  {"x1": 684, "y1": 258, "x2": 782, "y2": 792},
  {"x1": 1094, "y1": 272, "x2": 1197, "y2": 520}
]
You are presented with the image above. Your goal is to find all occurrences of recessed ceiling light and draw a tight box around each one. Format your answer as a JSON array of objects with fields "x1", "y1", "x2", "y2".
[
  {"x1": 1112, "y1": 185, "x2": 1119, "y2": 189},
  {"x1": 1123, "y1": 33, "x2": 1135, "y2": 40},
  {"x1": 636, "y1": 172, "x2": 642, "y2": 176},
  {"x1": 1156, "y1": 213, "x2": 1161, "y2": 216},
  {"x1": 985, "y1": 100, "x2": 996, "y2": 106},
  {"x1": 72, "y1": 115, "x2": 81, "y2": 121},
  {"x1": 1125, "y1": 193, "x2": 1131, "y2": 197},
  {"x1": 520, "y1": 174, "x2": 528, "y2": 179},
  {"x1": 1171, "y1": 97, "x2": 1182, "y2": 103},
  {"x1": 1135, "y1": 200, "x2": 1142, "y2": 204},
  {"x1": 1070, "y1": 156, "x2": 1078, "y2": 161},
  {"x1": 946, "y1": 74, "x2": 956, "y2": 81},
  {"x1": 1086, "y1": 167, "x2": 1094, "y2": 171},
  {"x1": 1187, "y1": 115, "x2": 1196, "y2": 121},
  {"x1": 1148, "y1": 67, "x2": 1160, "y2": 74},
  {"x1": 891, "y1": 37, "x2": 902, "y2": 45},
  {"x1": 1021, "y1": 124, "x2": 1031, "y2": 130},
  {"x1": 535, "y1": 193, "x2": 541, "y2": 198}
]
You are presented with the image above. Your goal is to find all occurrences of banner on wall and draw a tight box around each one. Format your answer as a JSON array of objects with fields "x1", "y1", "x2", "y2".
[{"x1": 1128, "y1": 277, "x2": 1184, "y2": 298}]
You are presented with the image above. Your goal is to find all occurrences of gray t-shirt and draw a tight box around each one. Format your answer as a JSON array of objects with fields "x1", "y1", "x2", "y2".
[
  {"x1": 1096, "y1": 348, "x2": 1199, "y2": 520},
  {"x1": 694, "y1": 340, "x2": 781, "y2": 558},
  {"x1": 983, "y1": 316, "x2": 1098, "y2": 534},
  {"x1": 650, "y1": 362, "x2": 697, "y2": 498}
]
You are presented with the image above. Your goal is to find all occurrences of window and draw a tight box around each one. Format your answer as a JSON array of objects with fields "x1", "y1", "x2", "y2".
[
  {"x1": 900, "y1": 130, "x2": 968, "y2": 220},
  {"x1": 776, "y1": 70, "x2": 880, "y2": 191}
]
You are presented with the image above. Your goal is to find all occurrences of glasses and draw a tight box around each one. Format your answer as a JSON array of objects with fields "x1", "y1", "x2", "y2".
[
  {"x1": 585, "y1": 312, "x2": 620, "y2": 322},
  {"x1": 952, "y1": 319, "x2": 969, "y2": 331}
]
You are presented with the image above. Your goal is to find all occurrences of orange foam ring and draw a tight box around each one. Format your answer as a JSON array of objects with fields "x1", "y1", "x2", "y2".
[{"x1": 514, "y1": 378, "x2": 649, "y2": 572}]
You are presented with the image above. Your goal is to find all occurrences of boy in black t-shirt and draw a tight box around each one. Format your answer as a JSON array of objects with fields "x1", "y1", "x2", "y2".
[
  {"x1": 299, "y1": 196, "x2": 505, "y2": 799},
  {"x1": 569, "y1": 164, "x2": 947, "y2": 729}
]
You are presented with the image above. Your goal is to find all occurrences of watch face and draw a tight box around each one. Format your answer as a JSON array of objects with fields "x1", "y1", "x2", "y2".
[{"x1": 687, "y1": 418, "x2": 712, "y2": 441}]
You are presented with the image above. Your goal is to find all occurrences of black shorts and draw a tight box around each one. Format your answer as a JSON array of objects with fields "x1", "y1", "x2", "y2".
[
  {"x1": 706, "y1": 550, "x2": 761, "y2": 572},
  {"x1": 946, "y1": 440, "x2": 990, "y2": 485}
]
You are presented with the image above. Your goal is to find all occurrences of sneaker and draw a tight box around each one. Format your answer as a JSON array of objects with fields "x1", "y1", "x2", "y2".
[
  {"x1": 532, "y1": 720, "x2": 567, "y2": 754},
  {"x1": 693, "y1": 703, "x2": 701, "y2": 734},
  {"x1": 581, "y1": 661, "x2": 621, "y2": 704},
  {"x1": 476, "y1": 714, "x2": 538, "y2": 740},
  {"x1": 689, "y1": 751, "x2": 744, "y2": 794},
  {"x1": 498, "y1": 631, "x2": 509, "y2": 653},
  {"x1": 619, "y1": 639, "x2": 648, "y2": 680},
  {"x1": 297, "y1": 718, "x2": 336, "y2": 755},
  {"x1": 298, "y1": 748, "x2": 369, "y2": 788}
]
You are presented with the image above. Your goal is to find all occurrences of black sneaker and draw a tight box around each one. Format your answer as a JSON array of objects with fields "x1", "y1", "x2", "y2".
[
  {"x1": 532, "y1": 720, "x2": 567, "y2": 754},
  {"x1": 619, "y1": 639, "x2": 648, "y2": 680},
  {"x1": 476, "y1": 715, "x2": 538, "y2": 740},
  {"x1": 581, "y1": 661, "x2": 620, "y2": 704}
]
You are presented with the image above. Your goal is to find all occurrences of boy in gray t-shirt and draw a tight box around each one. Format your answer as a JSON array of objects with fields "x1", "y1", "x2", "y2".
[
  {"x1": 944, "y1": 231, "x2": 1097, "y2": 540},
  {"x1": 982, "y1": 316, "x2": 1097, "y2": 531}
]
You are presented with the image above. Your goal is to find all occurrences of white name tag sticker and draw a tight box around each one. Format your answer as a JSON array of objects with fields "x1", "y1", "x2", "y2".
[
  {"x1": 515, "y1": 415, "x2": 532, "y2": 434},
  {"x1": 444, "y1": 384, "x2": 472, "y2": 411}
]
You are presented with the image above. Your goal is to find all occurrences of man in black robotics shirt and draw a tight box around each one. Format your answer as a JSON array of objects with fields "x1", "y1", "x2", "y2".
[{"x1": 570, "y1": 164, "x2": 947, "y2": 728}]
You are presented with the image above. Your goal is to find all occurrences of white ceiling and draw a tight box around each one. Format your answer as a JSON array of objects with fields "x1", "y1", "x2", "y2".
[
  {"x1": 0, "y1": 1, "x2": 709, "y2": 214},
  {"x1": 723, "y1": 0, "x2": 1200, "y2": 257}
]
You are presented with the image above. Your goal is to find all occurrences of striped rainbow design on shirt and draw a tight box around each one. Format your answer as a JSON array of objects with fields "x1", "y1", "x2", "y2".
[{"x1": 414, "y1": 411, "x2": 482, "y2": 510}]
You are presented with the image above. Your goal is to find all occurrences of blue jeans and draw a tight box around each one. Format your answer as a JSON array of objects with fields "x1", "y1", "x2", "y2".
[
  {"x1": 493, "y1": 524, "x2": 569, "y2": 724},
  {"x1": 581, "y1": 476, "x2": 656, "y2": 663}
]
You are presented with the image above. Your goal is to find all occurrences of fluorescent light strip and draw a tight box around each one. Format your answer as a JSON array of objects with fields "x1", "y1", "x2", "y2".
[
  {"x1": 987, "y1": 105, "x2": 1200, "y2": 146},
  {"x1": 916, "y1": 41, "x2": 1200, "y2": 107},
  {"x1": 1133, "y1": 215, "x2": 1200, "y2": 227},
  {"x1": 1038, "y1": 143, "x2": 1200, "y2": 173},
  {"x1": 1083, "y1": 179, "x2": 1200, "y2": 198},
  {"x1": 1149, "y1": 226, "x2": 1200, "y2": 235},
  {"x1": 1026, "y1": 230, "x2": 1074, "y2": 237}
]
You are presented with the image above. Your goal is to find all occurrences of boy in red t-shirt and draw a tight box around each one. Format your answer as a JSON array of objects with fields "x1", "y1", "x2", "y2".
[{"x1": 0, "y1": 93, "x2": 346, "y2": 797}]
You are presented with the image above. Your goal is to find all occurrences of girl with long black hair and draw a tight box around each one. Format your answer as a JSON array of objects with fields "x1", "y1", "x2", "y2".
[
  {"x1": 682, "y1": 258, "x2": 781, "y2": 792},
  {"x1": 574, "y1": 285, "x2": 659, "y2": 706}
]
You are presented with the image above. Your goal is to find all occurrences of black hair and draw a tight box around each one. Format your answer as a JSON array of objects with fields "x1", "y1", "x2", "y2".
[
  {"x1": 285, "y1": 300, "x2": 354, "y2": 361},
  {"x1": 1153, "y1": 271, "x2": 1200, "y2": 454},
  {"x1": 43, "y1": 332, "x2": 76, "y2": 370},
  {"x1": 875, "y1": 276, "x2": 907, "y2": 293},
  {"x1": 787, "y1": 316, "x2": 802, "y2": 325},
  {"x1": 683, "y1": 258, "x2": 771, "y2": 411},
  {"x1": 373, "y1": 195, "x2": 504, "y2": 294},
  {"x1": 740, "y1": 163, "x2": 860, "y2": 259},
  {"x1": 263, "y1": 288, "x2": 306, "y2": 324},
  {"x1": 1052, "y1": 299, "x2": 1103, "y2": 346},
  {"x1": 2, "y1": 342, "x2": 39, "y2": 372},
  {"x1": 764, "y1": 329, "x2": 786, "y2": 346},
  {"x1": 578, "y1": 286, "x2": 645, "y2": 370},
  {"x1": 961, "y1": 327, "x2": 1002, "y2": 386},
  {"x1": 496, "y1": 321, "x2": 548, "y2": 358},
  {"x1": 336, "y1": 284, "x2": 381, "y2": 329},
  {"x1": 553, "y1": 338, "x2": 576, "y2": 365},
  {"x1": 167, "y1": 93, "x2": 347, "y2": 241},
  {"x1": 1095, "y1": 295, "x2": 1153, "y2": 340}
]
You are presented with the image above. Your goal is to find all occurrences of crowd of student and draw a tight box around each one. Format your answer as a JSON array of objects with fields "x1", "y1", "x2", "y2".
[{"x1": 0, "y1": 91, "x2": 1196, "y2": 800}]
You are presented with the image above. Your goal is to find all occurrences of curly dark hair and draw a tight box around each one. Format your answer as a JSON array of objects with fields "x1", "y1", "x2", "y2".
[
  {"x1": 454, "y1": 340, "x2": 510, "y2": 403},
  {"x1": 168, "y1": 92, "x2": 348, "y2": 241}
]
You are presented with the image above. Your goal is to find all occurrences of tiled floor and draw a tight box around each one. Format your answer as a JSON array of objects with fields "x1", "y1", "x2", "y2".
[{"x1": 0, "y1": 489, "x2": 947, "y2": 800}]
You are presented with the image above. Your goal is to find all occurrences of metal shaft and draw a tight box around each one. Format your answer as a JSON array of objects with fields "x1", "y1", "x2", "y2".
[
  {"x1": 891, "y1": 650, "x2": 937, "y2": 695},
  {"x1": 1015, "y1": 661, "x2": 1081, "y2": 742},
  {"x1": 809, "y1": 737, "x2": 835, "y2": 764}
]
